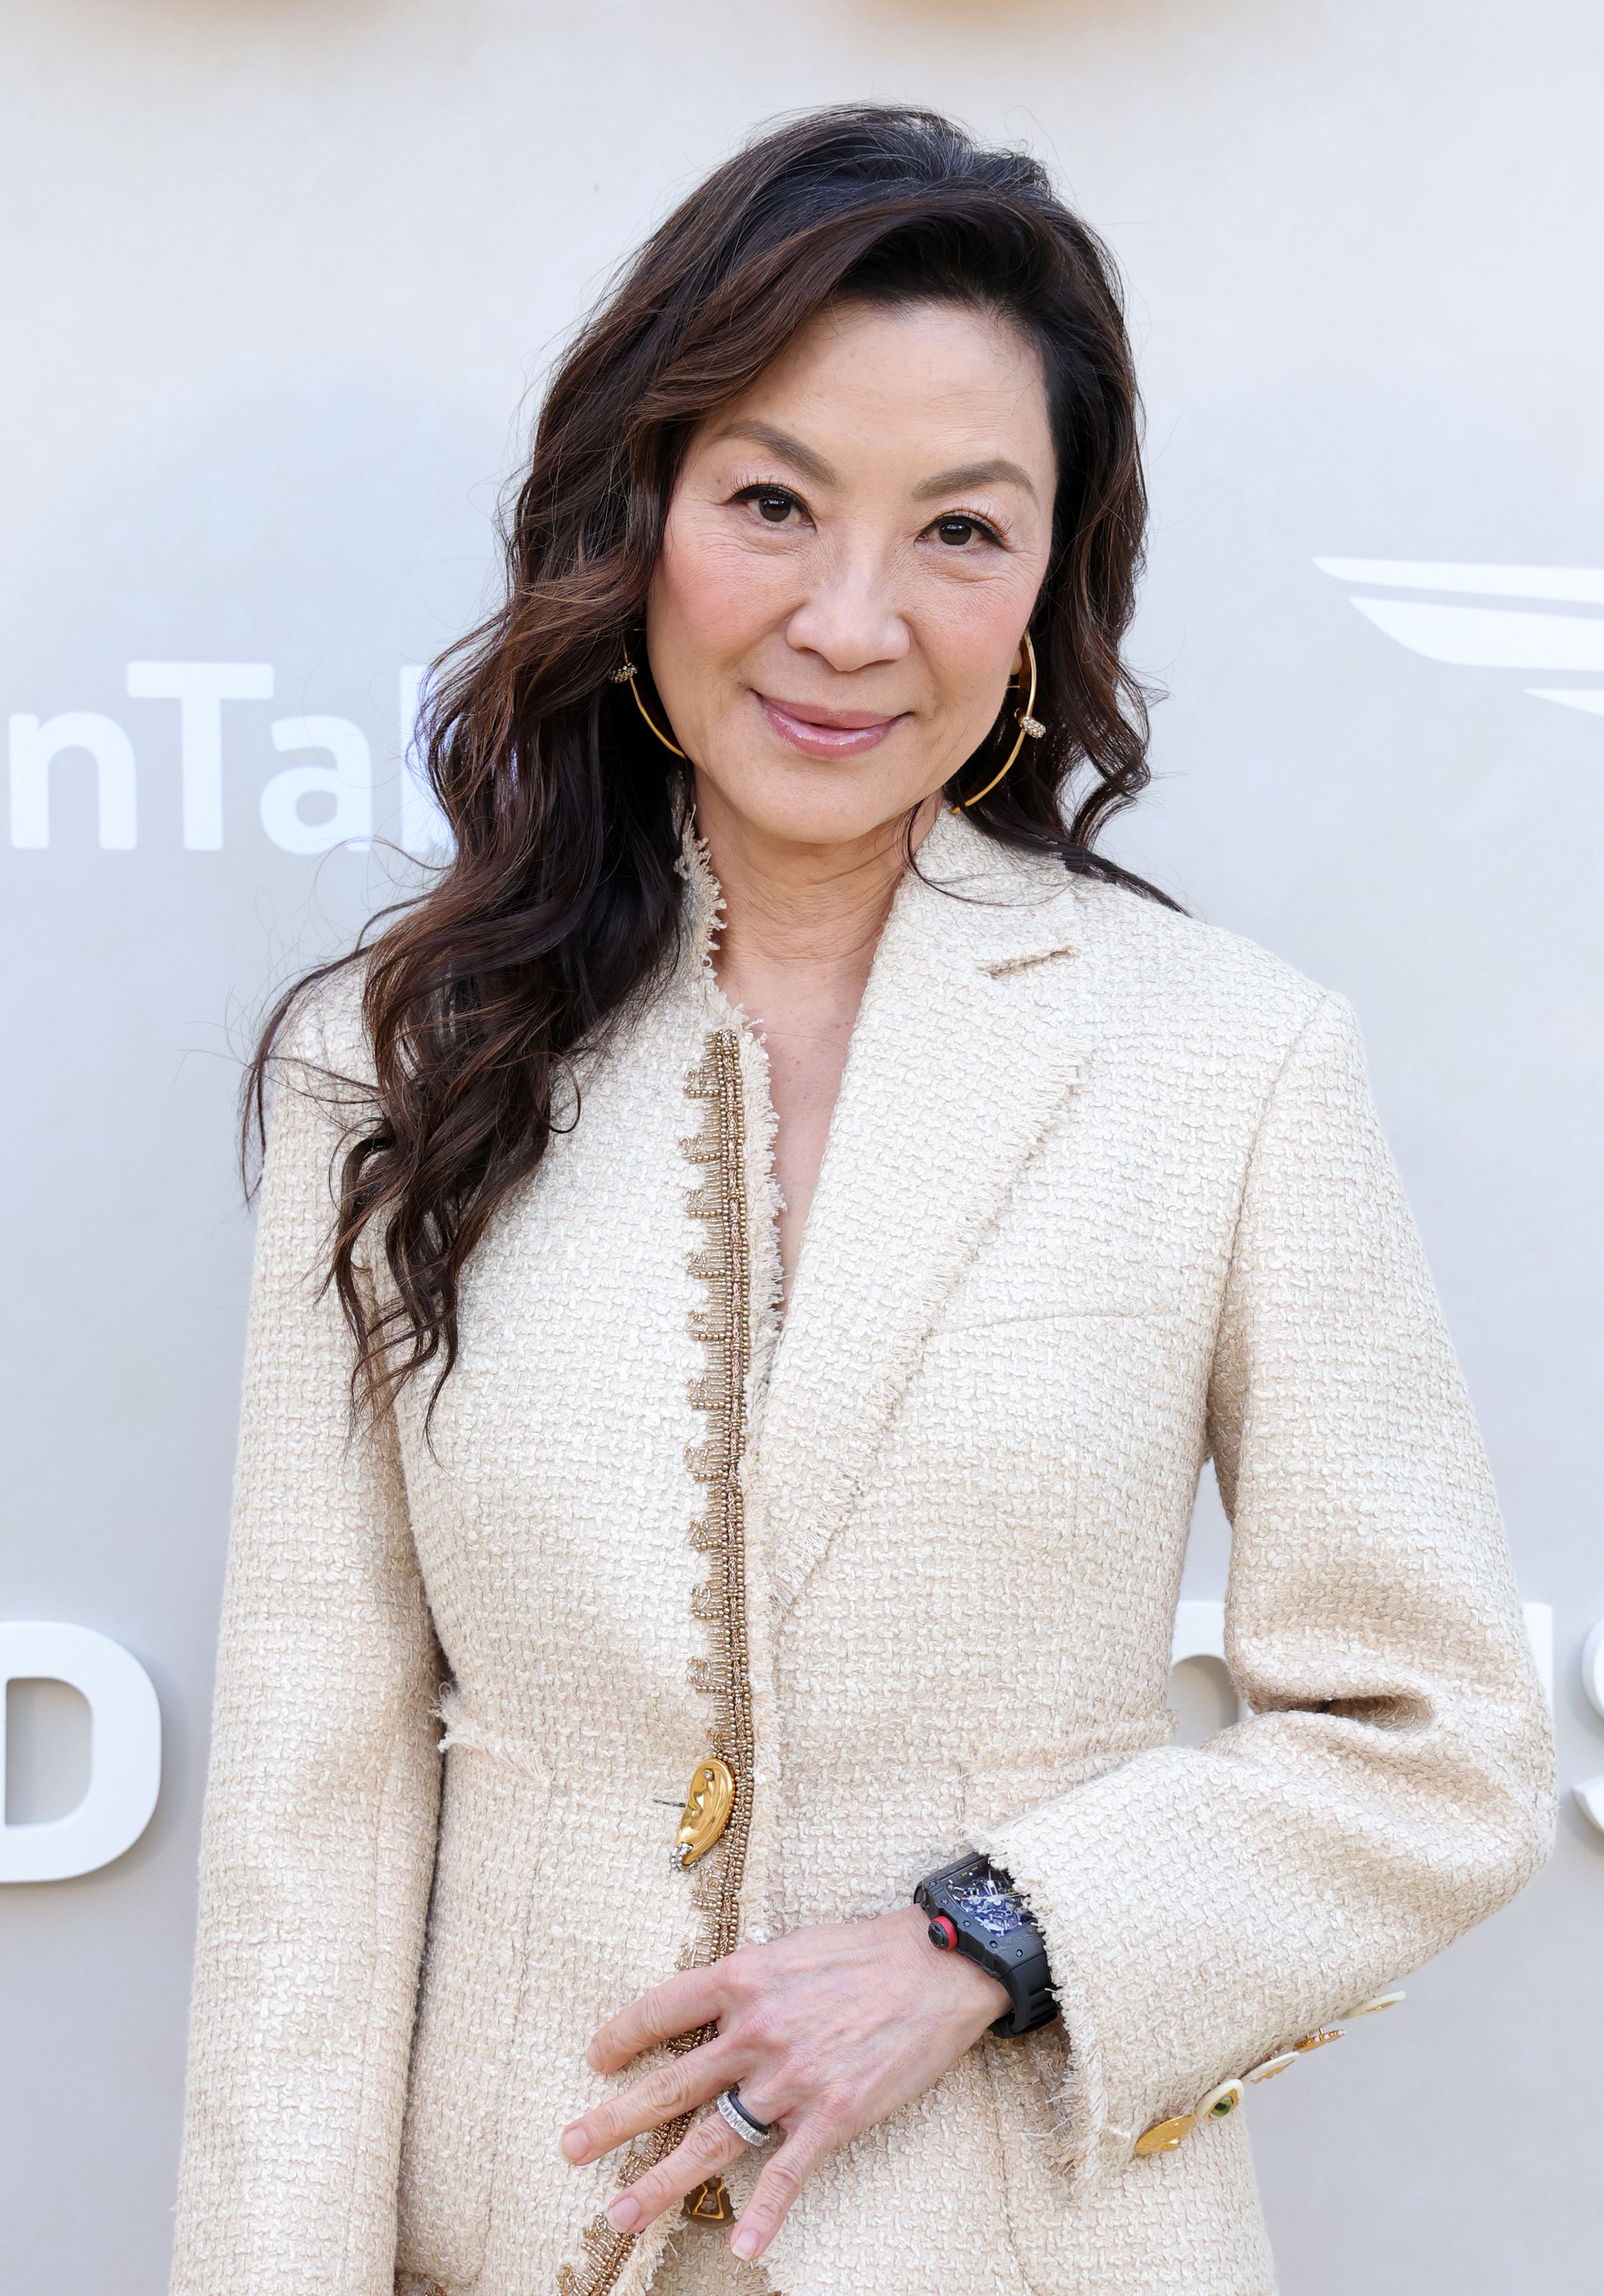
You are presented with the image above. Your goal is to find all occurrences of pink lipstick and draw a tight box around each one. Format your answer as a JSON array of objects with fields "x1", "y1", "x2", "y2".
[{"x1": 755, "y1": 693, "x2": 904, "y2": 759}]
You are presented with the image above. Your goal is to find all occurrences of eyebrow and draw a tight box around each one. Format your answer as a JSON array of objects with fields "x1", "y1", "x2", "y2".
[
  {"x1": 913, "y1": 459, "x2": 1040, "y2": 505},
  {"x1": 710, "y1": 419, "x2": 842, "y2": 487}
]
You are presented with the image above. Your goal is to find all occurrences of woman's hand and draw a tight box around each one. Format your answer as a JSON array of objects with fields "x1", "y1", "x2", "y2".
[{"x1": 559, "y1": 1904, "x2": 1008, "y2": 2262}]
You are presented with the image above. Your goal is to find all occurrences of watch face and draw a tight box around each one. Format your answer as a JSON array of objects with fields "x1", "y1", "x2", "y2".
[{"x1": 950, "y1": 1873, "x2": 1033, "y2": 1942}]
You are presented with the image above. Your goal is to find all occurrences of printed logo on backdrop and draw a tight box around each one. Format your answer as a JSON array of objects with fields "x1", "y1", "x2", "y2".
[
  {"x1": 6, "y1": 664, "x2": 448, "y2": 853},
  {"x1": 1315, "y1": 559, "x2": 1604, "y2": 716}
]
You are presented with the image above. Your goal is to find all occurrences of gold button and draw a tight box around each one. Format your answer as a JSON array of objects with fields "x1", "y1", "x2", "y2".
[
  {"x1": 1134, "y1": 2112, "x2": 1196, "y2": 2155},
  {"x1": 673, "y1": 1758, "x2": 735, "y2": 1867},
  {"x1": 1291, "y1": 2027, "x2": 1343, "y2": 2054},
  {"x1": 684, "y1": 2175, "x2": 735, "y2": 2225},
  {"x1": 1198, "y1": 2079, "x2": 1244, "y2": 2121}
]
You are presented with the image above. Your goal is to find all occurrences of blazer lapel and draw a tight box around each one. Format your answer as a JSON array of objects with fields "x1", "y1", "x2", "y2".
[{"x1": 749, "y1": 818, "x2": 1091, "y2": 1621}]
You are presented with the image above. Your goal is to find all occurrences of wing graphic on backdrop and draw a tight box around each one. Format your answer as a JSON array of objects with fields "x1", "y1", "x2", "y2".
[{"x1": 1314, "y1": 558, "x2": 1604, "y2": 718}]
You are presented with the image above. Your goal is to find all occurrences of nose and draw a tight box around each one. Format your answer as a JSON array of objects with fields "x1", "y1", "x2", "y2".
[{"x1": 783, "y1": 542, "x2": 909, "y2": 675}]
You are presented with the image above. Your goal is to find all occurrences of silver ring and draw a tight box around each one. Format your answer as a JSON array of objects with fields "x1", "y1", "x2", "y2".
[{"x1": 716, "y1": 2087, "x2": 775, "y2": 2146}]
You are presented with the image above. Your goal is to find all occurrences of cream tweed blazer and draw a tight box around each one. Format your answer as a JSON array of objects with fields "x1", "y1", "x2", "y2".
[{"x1": 171, "y1": 811, "x2": 1552, "y2": 2296}]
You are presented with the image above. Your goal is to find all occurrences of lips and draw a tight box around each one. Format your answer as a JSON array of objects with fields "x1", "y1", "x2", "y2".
[{"x1": 755, "y1": 693, "x2": 906, "y2": 760}]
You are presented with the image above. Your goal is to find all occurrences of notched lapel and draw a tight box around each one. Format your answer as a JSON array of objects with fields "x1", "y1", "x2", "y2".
[{"x1": 749, "y1": 821, "x2": 1090, "y2": 1620}]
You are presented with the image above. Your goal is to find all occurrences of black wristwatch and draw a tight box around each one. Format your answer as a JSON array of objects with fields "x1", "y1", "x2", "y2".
[{"x1": 915, "y1": 1853, "x2": 1060, "y2": 2038}]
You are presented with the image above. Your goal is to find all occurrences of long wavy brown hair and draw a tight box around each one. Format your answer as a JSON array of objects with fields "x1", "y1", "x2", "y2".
[{"x1": 246, "y1": 103, "x2": 1170, "y2": 1420}]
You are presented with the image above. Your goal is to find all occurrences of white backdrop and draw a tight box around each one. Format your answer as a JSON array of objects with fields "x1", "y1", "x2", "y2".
[{"x1": 3, "y1": 3, "x2": 1601, "y2": 2288}]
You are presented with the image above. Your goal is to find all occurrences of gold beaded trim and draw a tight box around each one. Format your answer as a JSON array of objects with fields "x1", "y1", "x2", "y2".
[
  {"x1": 556, "y1": 1029, "x2": 758, "y2": 2296},
  {"x1": 679, "y1": 1029, "x2": 758, "y2": 1969}
]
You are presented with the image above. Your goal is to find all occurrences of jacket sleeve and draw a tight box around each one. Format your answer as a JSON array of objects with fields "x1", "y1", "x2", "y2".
[
  {"x1": 170, "y1": 994, "x2": 443, "y2": 2295},
  {"x1": 973, "y1": 989, "x2": 1554, "y2": 2194}
]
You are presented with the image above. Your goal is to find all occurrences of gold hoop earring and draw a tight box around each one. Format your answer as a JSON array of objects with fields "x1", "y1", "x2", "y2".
[
  {"x1": 960, "y1": 629, "x2": 1045, "y2": 809},
  {"x1": 610, "y1": 648, "x2": 687, "y2": 760}
]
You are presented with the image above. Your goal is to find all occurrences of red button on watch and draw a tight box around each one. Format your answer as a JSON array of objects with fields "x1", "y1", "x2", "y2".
[{"x1": 927, "y1": 1913, "x2": 959, "y2": 1951}]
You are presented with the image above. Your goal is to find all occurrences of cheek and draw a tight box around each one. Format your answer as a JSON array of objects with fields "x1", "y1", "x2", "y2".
[
  {"x1": 920, "y1": 576, "x2": 1038, "y2": 724},
  {"x1": 652, "y1": 515, "x2": 788, "y2": 666}
]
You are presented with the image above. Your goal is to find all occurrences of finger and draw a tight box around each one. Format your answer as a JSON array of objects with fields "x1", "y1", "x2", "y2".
[
  {"x1": 561, "y1": 2037, "x2": 740, "y2": 2163},
  {"x1": 729, "y1": 2121, "x2": 835, "y2": 2262},
  {"x1": 603, "y1": 2108, "x2": 747, "y2": 2235},
  {"x1": 587, "y1": 1966, "x2": 728, "y2": 2073}
]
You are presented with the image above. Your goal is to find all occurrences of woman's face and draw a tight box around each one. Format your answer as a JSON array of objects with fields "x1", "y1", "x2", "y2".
[{"x1": 646, "y1": 297, "x2": 1057, "y2": 853}]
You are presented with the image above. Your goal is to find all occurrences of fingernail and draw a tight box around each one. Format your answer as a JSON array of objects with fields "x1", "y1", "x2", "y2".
[
  {"x1": 731, "y1": 2227, "x2": 760, "y2": 2260},
  {"x1": 584, "y1": 2044, "x2": 603, "y2": 2072},
  {"x1": 560, "y1": 2126, "x2": 590, "y2": 2162},
  {"x1": 607, "y1": 2195, "x2": 643, "y2": 2232}
]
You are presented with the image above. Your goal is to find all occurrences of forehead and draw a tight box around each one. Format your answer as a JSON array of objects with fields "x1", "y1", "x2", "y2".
[{"x1": 700, "y1": 298, "x2": 1055, "y2": 482}]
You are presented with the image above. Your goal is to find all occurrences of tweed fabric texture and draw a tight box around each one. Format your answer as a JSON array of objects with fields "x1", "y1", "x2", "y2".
[{"x1": 170, "y1": 811, "x2": 1552, "y2": 2296}]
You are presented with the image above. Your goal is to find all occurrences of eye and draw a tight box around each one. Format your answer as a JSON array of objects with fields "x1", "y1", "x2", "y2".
[
  {"x1": 732, "y1": 483, "x2": 805, "y2": 526},
  {"x1": 931, "y1": 513, "x2": 1002, "y2": 549}
]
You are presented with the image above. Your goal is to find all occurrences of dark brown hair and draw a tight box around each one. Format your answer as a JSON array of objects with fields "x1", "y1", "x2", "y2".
[{"x1": 247, "y1": 103, "x2": 1168, "y2": 1419}]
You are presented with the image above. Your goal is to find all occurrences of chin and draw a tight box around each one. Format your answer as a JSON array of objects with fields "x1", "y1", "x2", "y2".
[{"x1": 704, "y1": 754, "x2": 941, "y2": 852}]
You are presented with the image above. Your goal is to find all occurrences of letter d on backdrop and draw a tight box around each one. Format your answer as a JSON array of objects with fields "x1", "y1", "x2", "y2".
[{"x1": 0, "y1": 1624, "x2": 161, "y2": 1883}]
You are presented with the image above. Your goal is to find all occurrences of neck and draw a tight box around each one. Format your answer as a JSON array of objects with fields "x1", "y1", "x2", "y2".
[{"x1": 693, "y1": 781, "x2": 942, "y2": 1015}]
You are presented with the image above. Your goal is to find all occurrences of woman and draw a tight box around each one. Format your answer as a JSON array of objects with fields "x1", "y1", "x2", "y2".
[{"x1": 171, "y1": 107, "x2": 1552, "y2": 2296}]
